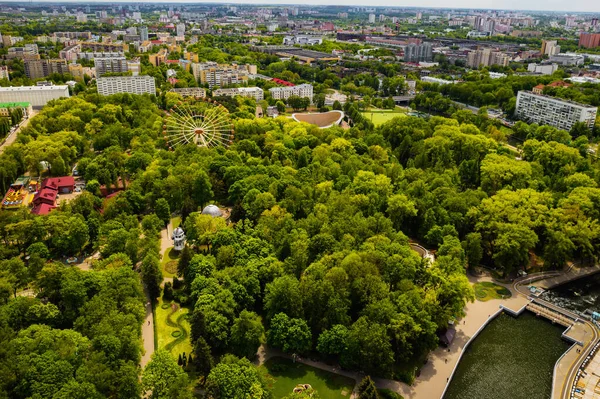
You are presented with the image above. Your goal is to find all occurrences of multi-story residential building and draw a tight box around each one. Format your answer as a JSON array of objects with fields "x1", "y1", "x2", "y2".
[
  {"x1": 59, "y1": 44, "x2": 81, "y2": 61},
  {"x1": 515, "y1": 91, "x2": 597, "y2": 131},
  {"x1": 24, "y1": 59, "x2": 69, "y2": 79},
  {"x1": 0, "y1": 85, "x2": 70, "y2": 108},
  {"x1": 541, "y1": 40, "x2": 561, "y2": 56},
  {"x1": 467, "y1": 48, "x2": 510, "y2": 68},
  {"x1": 191, "y1": 62, "x2": 255, "y2": 88},
  {"x1": 527, "y1": 63, "x2": 559, "y2": 75},
  {"x1": 139, "y1": 27, "x2": 149, "y2": 42},
  {"x1": 81, "y1": 42, "x2": 128, "y2": 52},
  {"x1": 96, "y1": 75, "x2": 156, "y2": 96},
  {"x1": 579, "y1": 33, "x2": 600, "y2": 49},
  {"x1": 54, "y1": 31, "x2": 92, "y2": 40},
  {"x1": 94, "y1": 57, "x2": 129, "y2": 77},
  {"x1": 283, "y1": 35, "x2": 323, "y2": 45},
  {"x1": 0, "y1": 66, "x2": 9, "y2": 80},
  {"x1": 176, "y1": 23, "x2": 186, "y2": 37},
  {"x1": 213, "y1": 87, "x2": 264, "y2": 101},
  {"x1": 169, "y1": 87, "x2": 207, "y2": 98},
  {"x1": 404, "y1": 43, "x2": 433, "y2": 63},
  {"x1": 269, "y1": 84, "x2": 313, "y2": 102},
  {"x1": 6, "y1": 44, "x2": 39, "y2": 60},
  {"x1": 368, "y1": 13, "x2": 376, "y2": 24},
  {"x1": 127, "y1": 60, "x2": 141, "y2": 76},
  {"x1": 149, "y1": 48, "x2": 168, "y2": 67}
]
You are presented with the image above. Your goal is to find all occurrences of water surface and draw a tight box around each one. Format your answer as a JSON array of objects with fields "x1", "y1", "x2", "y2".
[{"x1": 444, "y1": 311, "x2": 569, "y2": 399}]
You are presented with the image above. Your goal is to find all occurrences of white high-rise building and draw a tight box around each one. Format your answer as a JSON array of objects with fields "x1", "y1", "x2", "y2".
[
  {"x1": 94, "y1": 57, "x2": 128, "y2": 77},
  {"x1": 368, "y1": 13, "x2": 376, "y2": 24},
  {"x1": 176, "y1": 23, "x2": 186, "y2": 37},
  {"x1": 269, "y1": 84, "x2": 313, "y2": 102},
  {"x1": 515, "y1": 91, "x2": 597, "y2": 131},
  {"x1": 97, "y1": 75, "x2": 156, "y2": 96},
  {"x1": 213, "y1": 87, "x2": 264, "y2": 102}
]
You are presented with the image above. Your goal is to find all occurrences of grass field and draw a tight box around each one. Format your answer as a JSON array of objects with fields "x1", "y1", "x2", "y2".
[
  {"x1": 160, "y1": 247, "x2": 179, "y2": 278},
  {"x1": 361, "y1": 108, "x2": 406, "y2": 126},
  {"x1": 261, "y1": 357, "x2": 355, "y2": 399},
  {"x1": 473, "y1": 281, "x2": 512, "y2": 302},
  {"x1": 156, "y1": 297, "x2": 193, "y2": 358}
]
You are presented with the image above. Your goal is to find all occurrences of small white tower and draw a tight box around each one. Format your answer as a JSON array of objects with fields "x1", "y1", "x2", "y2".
[{"x1": 172, "y1": 226, "x2": 186, "y2": 251}]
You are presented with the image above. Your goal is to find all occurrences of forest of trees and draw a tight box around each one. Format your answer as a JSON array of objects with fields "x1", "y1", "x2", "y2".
[{"x1": 1, "y1": 80, "x2": 600, "y2": 396}]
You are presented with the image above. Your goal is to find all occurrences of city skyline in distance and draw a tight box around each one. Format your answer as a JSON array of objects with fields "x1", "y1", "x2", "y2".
[{"x1": 6, "y1": 0, "x2": 600, "y2": 13}]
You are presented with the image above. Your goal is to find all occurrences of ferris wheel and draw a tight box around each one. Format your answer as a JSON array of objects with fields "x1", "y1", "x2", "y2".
[{"x1": 162, "y1": 98, "x2": 234, "y2": 149}]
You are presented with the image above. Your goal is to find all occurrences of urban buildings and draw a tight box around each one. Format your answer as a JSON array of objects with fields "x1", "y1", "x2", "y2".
[
  {"x1": 176, "y1": 23, "x2": 186, "y2": 37},
  {"x1": 283, "y1": 35, "x2": 323, "y2": 45},
  {"x1": 0, "y1": 85, "x2": 70, "y2": 108},
  {"x1": 404, "y1": 43, "x2": 433, "y2": 63},
  {"x1": 548, "y1": 54, "x2": 585, "y2": 66},
  {"x1": 541, "y1": 40, "x2": 561, "y2": 56},
  {"x1": 0, "y1": 66, "x2": 9, "y2": 80},
  {"x1": 527, "y1": 63, "x2": 559, "y2": 75},
  {"x1": 7, "y1": 44, "x2": 39, "y2": 60},
  {"x1": 149, "y1": 48, "x2": 168, "y2": 67},
  {"x1": 191, "y1": 62, "x2": 256, "y2": 88},
  {"x1": 24, "y1": 59, "x2": 69, "y2": 79},
  {"x1": 515, "y1": 91, "x2": 597, "y2": 131},
  {"x1": 94, "y1": 57, "x2": 128, "y2": 77},
  {"x1": 269, "y1": 84, "x2": 313, "y2": 102},
  {"x1": 139, "y1": 26, "x2": 149, "y2": 42},
  {"x1": 96, "y1": 76, "x2": 156, "y2": 96},
  {"x1": 78, "y1": 52, "x2": 124, "y2": 61},
  {"x1": 467, "y1": 49, "x2": 510, "y2": 68},
  {"x1": 169, "y1": 87, "x2": 207, "y2": 98},
  {"x1": 59, "y1": 44, "x2": 81, "y2": 61},
  {"x1": 579, "y1": 33, "x2": 600, "y2": 49},
  {"x1": 213, "y1": 87, "x2": 264, "y2": 101}
]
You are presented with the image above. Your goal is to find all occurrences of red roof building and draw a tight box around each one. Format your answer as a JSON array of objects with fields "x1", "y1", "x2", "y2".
[
  {"x1": 32, "y1": 188, "x2": 58, "y2": 206},
  {"x1": 272, "y1": 78, "x2": 295, "y2": 87},
  {"x1": 41, "y1": 176, "x2": 75, "y2": 193},
  {"x1": 31, "y1": 203, "x2": 56, "y2": 215}
]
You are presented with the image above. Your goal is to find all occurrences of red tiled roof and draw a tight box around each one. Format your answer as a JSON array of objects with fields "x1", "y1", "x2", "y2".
[
  {"x1": 31, "y1": 203, "x2": 56, "y2": 215},
  {"x1": 272, "y1": 78, "x2": 295, "y2": 87},
  {"x1": 42, "y1": 176, "x2": 75, "y2": 191},
  {"x1": 33, "y1": 188, "x2": 57, "y2": 204},
  {"x1": 548, "y1": 81, "x2": 572, "y2": 88}
]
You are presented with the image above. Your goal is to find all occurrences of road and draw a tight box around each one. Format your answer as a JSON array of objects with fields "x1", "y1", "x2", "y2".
[{"x1": 0, "y1": 110, "x2": 37, "y2": 154}]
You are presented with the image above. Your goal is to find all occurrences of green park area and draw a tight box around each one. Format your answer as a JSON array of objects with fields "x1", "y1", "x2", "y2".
[
  {"x1": 361, "y1": 108, "x2": 406, "y2": 126},
  {"x1": 156, "y1": 297, "x2": 193, "y2": 359},
  {"x1": 161, "y1": 247, "x2": 179, "y2": 278},
  {"x1": 473, "y1": 282, "x2": 512, "y2": 301},
  {"x1": 261, "y1": 357, "x2": 355, "y2": 399}
]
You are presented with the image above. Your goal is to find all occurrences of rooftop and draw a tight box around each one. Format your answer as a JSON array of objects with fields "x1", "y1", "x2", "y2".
[{"x1": 0, "y1": 85, "x2": 68, "y2": 92}]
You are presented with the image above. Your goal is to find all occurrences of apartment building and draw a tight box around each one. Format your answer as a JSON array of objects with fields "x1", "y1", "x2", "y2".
[
  {"x1": 94, "y1": 57, "x2": 129, "y2": 77},
  {"x1": 541, "y1": 40, "x2": 561, "y2": 56},
  {"x1": 0, "y1": 85, "x2": 70, "y2": 108},
  {"x1": 191, "y1": 62, "x2": 255, "y2": 88},
  {"x1": 527, "y1": 63, "x2": 559, "y2": 75},
  {"x1": 6, "y1": 44, "x2": 39, "y2": 60},
  {"x1": 149, "y1": 48, "x2": 168, "y2": 67},
  {"x1": 0, "y1": 66, "x2": 9, "y2": 80},
  {"x1": 404, "y1": 43, "x2": 433, "y2": 63},
  {"x1": 59, "y1": 44, "x2": 81, "y2": 61},
  {"x1": 579, "y1": 33, "x2": 600, "y2": 49},
  {"x1": 515, "y1": 91, "x2": 597, "y2": 131},
  {"x1": 24, "y1": 59, "x2": 69, "y2": 79},
  {"x1": 96, "y1": 75, "x2": 156, "y2": 96},
  {"x1": 269, "y1": 84, "x2": 313, "y2": 102},
  {"x1": 169, "y1": 87, "x2": 207, "y2": 98},
  {"x1": 78, "y1": 52, "x2": 125, "y2": 61},
  {"x1": 54, "y1": 31, "x2": 92, "y2": 40},
  {"x1": 68, "y1": 64, "x2": 95, "y2": 81},
  {"x1": 213, "y1": 87, "x2": 264, "y2": 101},
  {"x1": 81, "y1": 42, "x2": 128, "y2": 53},
  {"x1": 467, "y1": 48, "x2": 510, "y2": 68}
]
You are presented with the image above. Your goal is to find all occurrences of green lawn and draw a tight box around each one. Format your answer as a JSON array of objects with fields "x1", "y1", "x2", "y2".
[
  {"x1": 155, "y1": 297, "x2": 193, "y2": 358},
  {"x1": 361, "y1": 109, "x2": 406, "y2": 126},
  {"x1": 172, "y1": 216, "x2": 182, "y2": 229},
  {"x1": 160, "y1": 247, "x2": 179, "y2": 278},
  {"x1": 261, "y1": 357, "x2": 355, "y2": 399},
  {"x1": 473, "y1": 281, "x2": 512, "y2": 301}
]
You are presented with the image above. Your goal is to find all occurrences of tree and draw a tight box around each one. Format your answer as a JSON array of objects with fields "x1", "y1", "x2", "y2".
[
  {"x1": 357, "y1": 376, "x2": 380, "y2": 399},
  {"x1": 267, "y1": 312, "x2": 312, "y2": 354},
  {"x1": 193, "y1": 336, "x2": 214, "y2": 378},
  {"x1": 142, "y1": 349, "x2": 192, "y2": 399},
  {"x1": 177, "y1": 245, "x2": 192, "y2": 278},
  {"x1": 229, "y1": 310, "x2": 265, "y2": 359},
  {"x1": 264, "y1": 276, "x2": 303, "y2": 320},
  {"x1": 276, "y1": 101, "x2": 286, "y2": 113},
  {"x1": 155, "y1": 198, "x2": 171, "y2": 226},
  {"x1": 205, "y1": 355, "x2": 270, "y2": 399},
  {"x1": 142, "y1": 253, "x2": 163, "y2": 300},
  {"x1": 317, "y1": 324, "x2": 349, "y2": 357}
]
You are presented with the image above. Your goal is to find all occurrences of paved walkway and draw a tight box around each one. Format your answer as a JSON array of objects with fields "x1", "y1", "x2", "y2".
[
  {"x1": 0, "y1": 110, "x2": 36, "y2": 154},
  {"x1": 140, "y1": 287, "x2": 155, "y2": 369}
]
